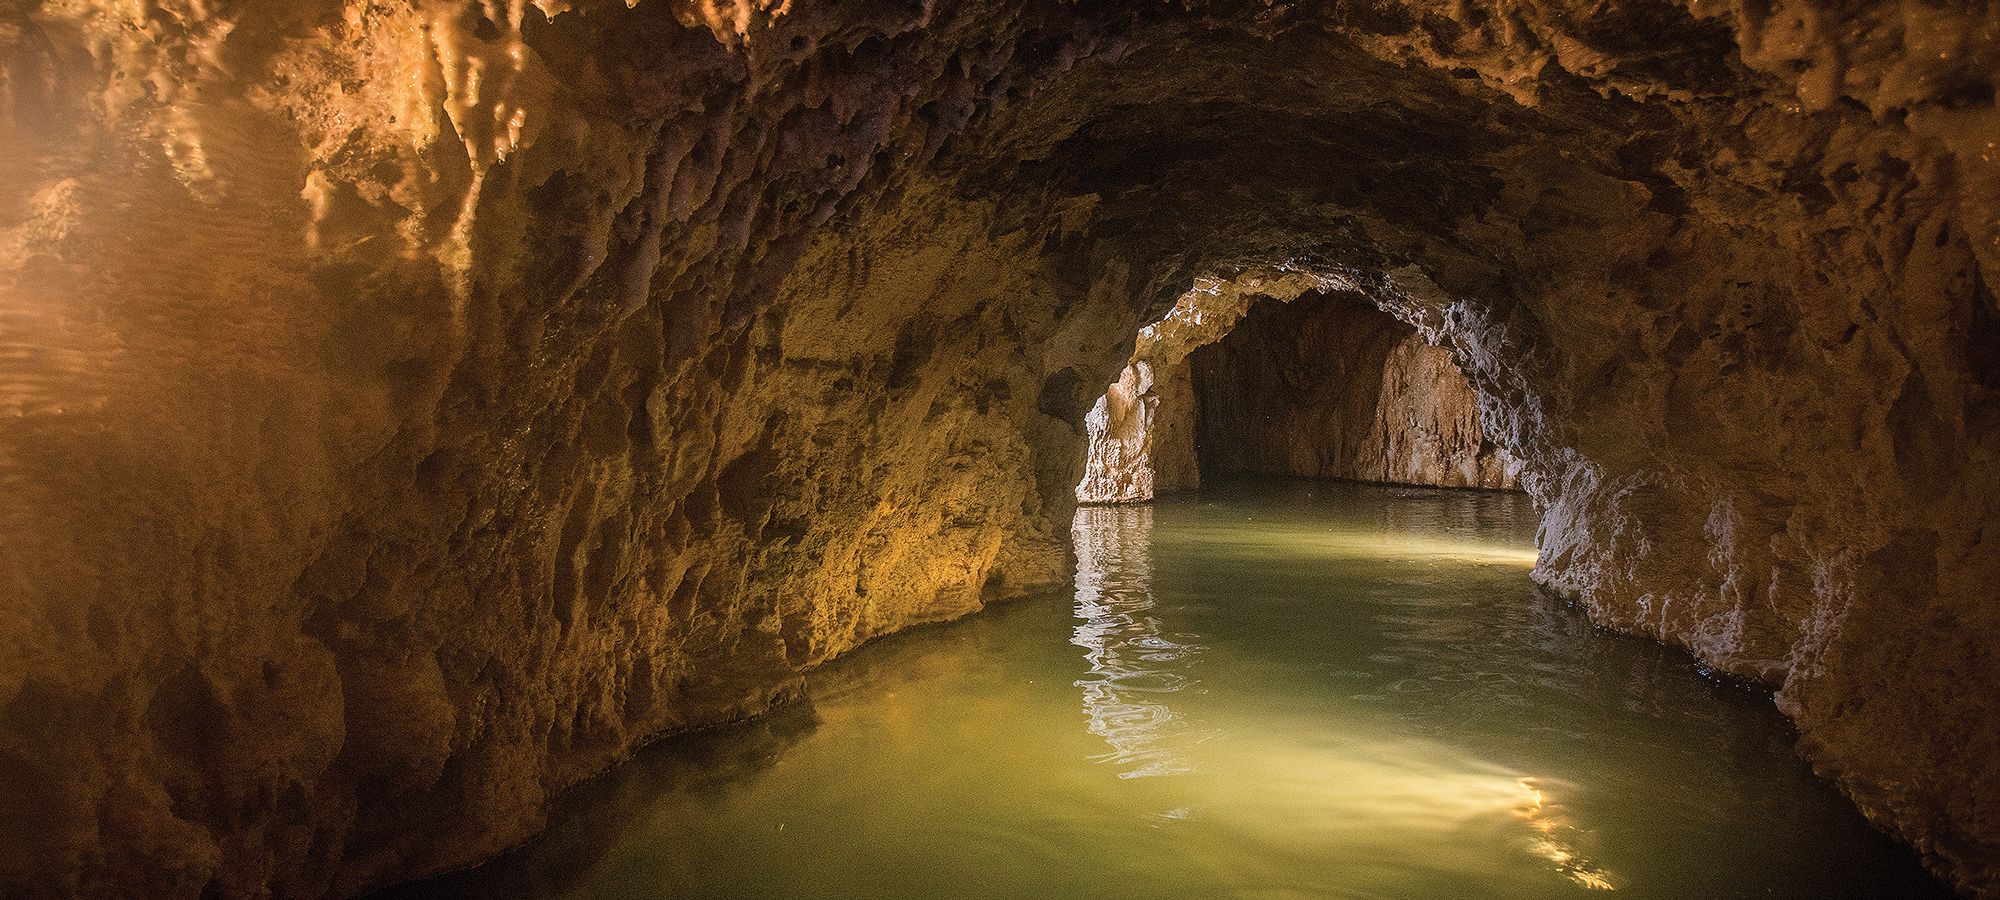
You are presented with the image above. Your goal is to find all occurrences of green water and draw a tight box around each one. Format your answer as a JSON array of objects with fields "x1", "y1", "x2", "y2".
[{"x1": 394, "y1": 480, "x2": 1947, "y2": 900}]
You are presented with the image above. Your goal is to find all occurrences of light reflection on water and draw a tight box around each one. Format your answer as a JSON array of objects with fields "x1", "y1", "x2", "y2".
[
  {"x1": 1070, "y1": 502, "x2": 1613, "y2": 892},
  {"x1": 383, "y1": 478, "x2": 1949, "y2": 900},
  {"x1": 1071, "y1": 504, "x2": 1214, "y2": 779}
]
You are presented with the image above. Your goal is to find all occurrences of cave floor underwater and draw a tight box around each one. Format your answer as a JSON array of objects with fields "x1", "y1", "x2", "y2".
[{"x1": 381, "y1": 478, "x2": 1949, "y2": 900}]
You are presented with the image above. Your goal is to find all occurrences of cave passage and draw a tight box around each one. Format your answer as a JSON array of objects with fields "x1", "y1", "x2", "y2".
[
  {"x1": 1078, "y1": 286, "x2": 1518, "y2": 504},
  {"x1": 383, "y1": 481, "x2": 1946, "y2": 900},
  {"x1": 7, "y1": 0, "x2": 1998, "y2": 895}
]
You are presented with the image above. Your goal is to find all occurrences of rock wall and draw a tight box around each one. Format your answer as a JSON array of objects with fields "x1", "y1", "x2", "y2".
[
  {"x1": 1150, "y1": 360, "x2": 1202, "y2": 496},
  {"x1": 1192, "y1": 291, "x2": 1519, "y2": 490},
  {"x1": 1078, "y1": 279, "x2": 1515, "y2": 502},
  {"x1": 1075, "y1": 272, "x2": 1314, "y2": 504},
  {"x1": 0, "y1": 0, "x2": 1995, "y2": 897},
  {"x1": 1077, "y1": 362, "x2": 1159, "y2": 504}
]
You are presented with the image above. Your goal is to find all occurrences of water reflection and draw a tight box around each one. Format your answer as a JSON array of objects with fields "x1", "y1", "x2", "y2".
[
  {"x1": 1080, "y1": 488, "x2": 1624, "y2": 888},
  {"x1": 379, "y1": 479, "x2": 1949, "y2": 900},
  {"x1": 373, "y1": 703, "x2": 823, "y2": 900},
  {"x1": 1076, "y1": 494, "x2": 1615, "y2": 890},
  {"x1": 1070, "y1": 505, "x2": 1213, "y2": 779},
  {"x1": 1514, "y1": 778, "x2": 1617, "y2": 891}
]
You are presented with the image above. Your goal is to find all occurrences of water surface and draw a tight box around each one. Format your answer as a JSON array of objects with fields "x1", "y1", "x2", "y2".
[{"x1": 393, "y1": 479, "x2": 1947, "y2": 900}]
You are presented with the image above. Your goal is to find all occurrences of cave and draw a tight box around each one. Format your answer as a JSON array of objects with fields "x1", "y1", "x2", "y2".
[
  {"x1": 1076, "y1": 282, "x2": 1519, "y2": 504},
  {"x1": 1, "y1": 1, "x2": 1996, "y2": 898}
]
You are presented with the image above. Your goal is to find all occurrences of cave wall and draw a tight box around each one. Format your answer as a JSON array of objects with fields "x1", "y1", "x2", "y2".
[
  {"x1": 1076, "y1": 361, "x2": 1158, "y2": 504},
  {"x1": 1079, "y1": 281, "x2": 1516, "y2": 503},
  {"x1": 1191, "y1": 291, "x2": 1519, "y2": 490},
  {"x1": 1151, "y1": 359, "x2": 1202, "y2": 495},
  {"x1": 0, "y1": 0, "x2": 1996, "y2": 898},
  {"x1": 0, "y1": 3, "x2": 1119, "y2": 895},
  {"x1": 1075, "y1": 272, "x2": 1313, "y2": 504}
]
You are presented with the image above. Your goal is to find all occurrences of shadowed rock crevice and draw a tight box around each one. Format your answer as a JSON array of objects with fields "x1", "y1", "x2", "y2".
[{"x1": 1, "y1": 0, "x2": 1996, "y2": 897}]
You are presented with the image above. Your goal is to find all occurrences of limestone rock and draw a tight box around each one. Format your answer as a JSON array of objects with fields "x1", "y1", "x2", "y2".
[
  {"x1": 1077, "y1": 276, "x2": 1516, "y2": 502},
  {"x1": 1075, "y1": 271, "x2": 1323, "y2": 504},
  {"x1": 0, "y1": 0, "x2": 1995, "y2": 897},
  {"x1": 1191, "y1": 291, "x2": 1519, "y2": 490}
]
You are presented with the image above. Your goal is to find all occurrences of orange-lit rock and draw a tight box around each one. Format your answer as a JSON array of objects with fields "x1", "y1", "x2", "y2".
[{"x1": 0, "y1": 1, "x2": 1995, "y2": 897}]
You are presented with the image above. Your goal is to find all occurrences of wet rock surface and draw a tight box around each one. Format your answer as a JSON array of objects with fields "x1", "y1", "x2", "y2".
[{"x1": 0, "y1": 0, "x2": 1995, "y2": 897}]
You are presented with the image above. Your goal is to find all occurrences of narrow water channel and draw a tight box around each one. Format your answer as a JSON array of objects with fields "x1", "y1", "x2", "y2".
[{"x1": 392, "y1": 479, "x2": 1948, "y2": 900}]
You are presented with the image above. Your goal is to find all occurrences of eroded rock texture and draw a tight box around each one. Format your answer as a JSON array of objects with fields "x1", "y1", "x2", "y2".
[
  {"x1": 1076, "y1": 271, "x2": 1318, "y2": 504},
  {"x1": 1192, "y1": 290, "x2": 1519, "y2": 489},
  {"x1": 1078, "y1": 360, "x2": 1161, "y2": 504},
  {"x1": 1077, "y1": 273, "x2": 1514, "y2": 502},
  {"x1": 1, "y1": 0, "x2": 1996, "y2": 897}
]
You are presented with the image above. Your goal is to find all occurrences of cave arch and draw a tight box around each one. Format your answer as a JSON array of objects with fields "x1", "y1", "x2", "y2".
[
  {"x1": 1074, "y1": 274, "x2": 1522, "y2": 504},
  {"x1": 0, "y1": 1, "x2": 1995, "y2": 897}
]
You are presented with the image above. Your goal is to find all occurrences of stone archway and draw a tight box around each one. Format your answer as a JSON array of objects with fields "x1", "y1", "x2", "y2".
[{"x1": 1077, "y1": 272, "x2": 1519, "y2": 505}]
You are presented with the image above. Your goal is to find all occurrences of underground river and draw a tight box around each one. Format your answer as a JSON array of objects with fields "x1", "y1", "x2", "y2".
[{"x1": 387, "y1": 479, "x2": 1949, "y2": 900}]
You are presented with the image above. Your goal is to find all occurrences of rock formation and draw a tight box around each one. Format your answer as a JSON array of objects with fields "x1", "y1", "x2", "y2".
[
  {"x1": 1191, "y1": 290, "x2": 1519, "y2": 490},
  {"x1": 1077, "y1": 276, "x2": 1515, "y2": 503},
  {"x1": 0, "y1": 0, "x2": 1994, "y2": 897},
  {"x1": 1075, "y1": 271, "x2": 1307, "y2": 504}
]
